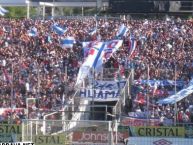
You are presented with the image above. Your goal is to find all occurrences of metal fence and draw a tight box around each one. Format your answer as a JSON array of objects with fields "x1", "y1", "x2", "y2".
[
  {"x1": 21, "y1": 120, "x2": 193, "y2": 145},
  {"x1": 22, "y1": 119, "x2": 120, "y2": 145},
  {"x1": 113, "y1": 70, "x2": 133, "y2": 120}
]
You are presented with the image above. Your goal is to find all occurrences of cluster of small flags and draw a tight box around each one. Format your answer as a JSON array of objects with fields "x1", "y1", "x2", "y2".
[{"x1": 1, "y1": 14, "x2": 139, "y2": 86}]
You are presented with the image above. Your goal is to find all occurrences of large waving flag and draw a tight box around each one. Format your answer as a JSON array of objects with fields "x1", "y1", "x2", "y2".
[
  {"x1": 95, "y1": 40, "x2": 123, "y2": 71},
  {"x1": 76, "y1": 42, "x2": 105, "y2": 86},
  {"x1": 53, "y1": 24, "x2": 67, "y2": 35},
  {"x1": 76, "y1": 40, "x2": 123, "y2": 86},
  {"x1": 103, "y1": 40, "x2": 123, "y2": 61},
  {"x1": 60, "y1": 37, "x2": 75, "y2": 48},
  {"x1": 0, "y1": 10, "x2": 4, "y2": 16},
  {"x1": 28, "y1": 27, "x2": 38, "y2": 37},
  {"x1": 0, "y1": 6, "x2": 8, "y2": 16},
  {"x1": 82, "y1": 41, "x2": 98, "y2": 58},
  {"x1": 116, "y1": 24, "x2": 128, "y2": 38}
]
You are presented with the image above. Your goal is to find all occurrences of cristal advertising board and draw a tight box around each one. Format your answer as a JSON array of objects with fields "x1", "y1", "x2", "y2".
[
  {"x1": 118, "y1": 125, "x2": 193, "y2": 138},
  {"x1": 0, "y1": 124, "x2": 66, "y2": 145},
  {"x1": 128, "y1": 126, "x2": 185, "y2": 137},
  {"x1": 0, "y1": 124, "x2": 22, "y2": 142}
]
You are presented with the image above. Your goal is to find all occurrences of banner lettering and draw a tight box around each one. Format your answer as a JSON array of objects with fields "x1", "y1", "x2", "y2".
[{"x1": 79, "y1": 80, "x2": 126, "y2": 101}]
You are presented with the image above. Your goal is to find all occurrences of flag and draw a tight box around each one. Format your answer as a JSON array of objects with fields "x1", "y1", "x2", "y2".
[
  {"x1": 82, "y1": 41, "x2": 98, "y2": 58},
  {"x1": 46, "y1": 35, "x2": 52, "y2": 43},
  {"x1": 103, "y1": 40, "x2": 123, "y2": 62},
  {"x1": 129, "y1": 36, "x2": 137, "y2": 58},
  {"x1": 60, "y1": 37, "x2": 75, "y2": 48},
  {"x1": 153, "y1": 81, "x2": 158, "y2": 96},
  {"x1": 0, "y1": 10, "x2": 4, "y2": 16},
  {"x1": 53, "y1": 24, "x2": 67, "y2": 35},
  {"x1": 88, "y1": 15, "x2": 97, "y2": 36},
  {"x1": 76, "y1": 40, "x2": 123, "y2": 86},
  {"x1": 89, "y1": 28, "x2": 97, "y2": 36},
  {"x1": 76, "y1": 42, "x2": 105, "y2": 86},
  {"x1": 28, "y1": 27, "x2": 38, "y2": 37},
  {"x1": 0, "y1": 6, "x2": 8, "y2": 13},
  {"x1": 116, "y1": 24, "x2": 128, "y2": 38},
  {"x1": 0, "y1": 6, "x2": 8, "y2": 16},
  {"x1": 2, "y1": 68, "x2": 11, "y2": 83}
]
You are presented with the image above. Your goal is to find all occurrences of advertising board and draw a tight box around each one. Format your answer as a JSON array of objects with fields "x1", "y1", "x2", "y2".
[
  {"x1": 72, "y1": 131, "x2": 128, "y2": 143},
  {"x1": 128, "y1": 126, "x2": 185, "y2": 137},
  {"x1": 128, "y1": 137, "x2": 193, "y2": 145},
  {"x1": 121, "y1": 116, "x2": 160, "y2": 126},
  {"x1": 0, "y1": 124, "x2": 66, "y2": 145}
]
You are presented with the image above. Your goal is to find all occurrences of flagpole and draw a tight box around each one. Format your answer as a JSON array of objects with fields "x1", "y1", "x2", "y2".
[
  {"x1": 147, "y1": 64, "x2": 150, "y2": 125},
  {"x1": 26, "y1": 0, "x2": 30, "y2": 19},
  {"x1": 92, "y1": 67, "x2": 95, "y2": 120},
  {"x1": 11, "y1": 59, "x2": 14, "y2": 124},
  {"x1": 37, "y1": 61, "x2": 40, "y2": 108},
  {"x1": 174, "y1": 64, "x2": 177, "y2": 126}
]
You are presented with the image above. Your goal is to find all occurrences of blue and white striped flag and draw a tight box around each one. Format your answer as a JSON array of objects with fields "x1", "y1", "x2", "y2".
[
  {"x1": 82, "y1": 41, "x2": 98, "y2": 58},
  {"x1": 76, "y1": 40, "x2": 123, "y2": 86},
  {"x1": 53, "y1": 24, "x2": 67, "y2": 35},
  {"x1": 28, "y1": 27, "x2": 38, "y2": 37},
  {"x1": 129, "y1": 36, "x2": 137, "y2": 58},
  {"x1": 89, "y1": 28, "x2": 97, "y2": 36},
  {"x1": 0, "y1": 6, "x2": 8, "y2": 16},
  {"x1": 0, "y1": 10, "x2": 4, "y2": 16},
  {"x1": 60, "y1": 37, "x2": 75, "y2": 48},
  {"x1": 116, "y1": 24, "x2": 128, "y2": 38},
  {"x1": 76, "y1": 42, "x2": 105, "y2": 86}
]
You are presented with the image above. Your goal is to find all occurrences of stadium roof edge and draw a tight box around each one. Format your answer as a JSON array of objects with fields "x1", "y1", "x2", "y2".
[{"x1": 0, "y1": 0, "x2": 109, "y2": 7}]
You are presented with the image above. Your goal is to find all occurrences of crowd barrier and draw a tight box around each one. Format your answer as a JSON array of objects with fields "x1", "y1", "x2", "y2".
[{"x1": 1, "y1": 122, "x2": 193, "y2": 145}]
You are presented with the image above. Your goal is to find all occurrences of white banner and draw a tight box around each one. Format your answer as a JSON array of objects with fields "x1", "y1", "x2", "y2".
[
  {"x1": 134, "y1": 79, "x2": 185, "y2": 87},
  {"x1": 80, "y1": 88, "x2": 120, "y2": 101},
  {"x1": 94, "y1": 80, "x2": 126, "y2": 90},
  {"x1": 79, "y1": 80, "x2": 126, "y2": 101},
  {"x1": 157, "y1": 84, "x2": 193, "y2": 104}
]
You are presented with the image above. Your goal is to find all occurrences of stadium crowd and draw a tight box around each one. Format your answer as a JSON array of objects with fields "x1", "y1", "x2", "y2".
[{"x1": 0, "y1": 17, "x2": 193, "y2": 124}]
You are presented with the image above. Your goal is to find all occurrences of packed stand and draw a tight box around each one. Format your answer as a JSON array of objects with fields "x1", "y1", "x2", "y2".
[{"x1": 0, "y1": 17, "x2": 193, "y2": 124}]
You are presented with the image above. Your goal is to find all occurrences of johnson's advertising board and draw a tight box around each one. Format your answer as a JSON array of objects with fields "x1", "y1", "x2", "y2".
[{"x1": 72, "y1": 131, "x2": 128, "y2": 144}]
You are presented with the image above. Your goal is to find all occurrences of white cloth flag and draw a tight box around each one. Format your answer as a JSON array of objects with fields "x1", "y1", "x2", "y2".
[
  {"x1": 76, "y1": 42, "x2": 105, "y2": 86},
  {"x1": 82, "y1": 41, "x2": 98, "y2": 58},
  {"x1": 157, "y1": 84, "x2": 193, "y2": 104},
  {"x1": 95, "y1": 40, "x2": 123, "y2": 71},
  {"x1": 60, "y1": 36, "x2": 75, "y2": 48},
  {"x1": 76, "y1": 40, "x2": 123, "y2": 86},
  {"x1": 116, "y1": 24, "x2": 128, "y2": 37},
  {"x1": 0, "y1": 6, "x2": 8, "y2": 16}
]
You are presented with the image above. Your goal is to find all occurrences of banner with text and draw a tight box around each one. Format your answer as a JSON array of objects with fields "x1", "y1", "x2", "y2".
[
  {"x1": 128, "y1": 126, "x2": 185, "y2": 137},
  {"x1": 79, "y1": 80, "x2": 126, "y2": 101},
  {"x1": 0, "y1": 124, "x2": 67, "y2": 144},
  {"x1": 134, "y1": 80, "x2": 185, "y2": 87},
  {"x1": 121, "y1": 116, "x2": 160, "y2": 126},
  {"x1": 72, "y1": 131, "x2": 128, "y2": 143}
]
